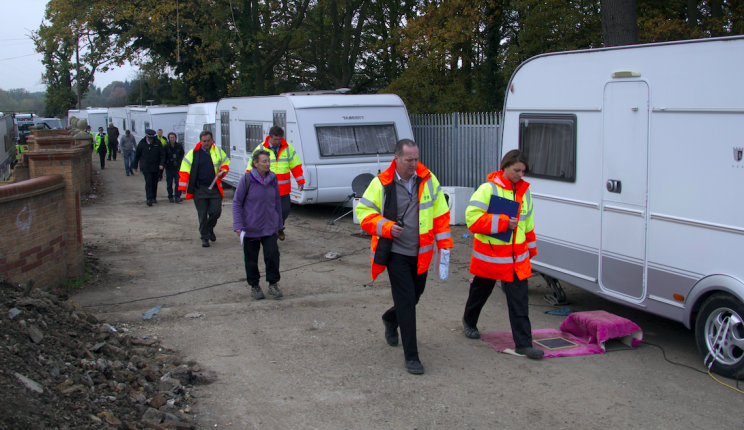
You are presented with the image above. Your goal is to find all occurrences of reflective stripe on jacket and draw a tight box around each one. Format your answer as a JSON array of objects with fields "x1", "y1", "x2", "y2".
[
  {"x1": 93, "y1": 134, "x2": 109, "y2": 154},
  {"x1": 178, "y1": 142, "x2": 231, "y2": 200},
  {"x1": 246, "y1": 136, "x2": 305, "y2": 196},
  {"x1": 466, "y1": 171, "x2": 537, "y2": 282},
  {"x1": 355, "y1": 160, "x2": 453, "y2": 281}
]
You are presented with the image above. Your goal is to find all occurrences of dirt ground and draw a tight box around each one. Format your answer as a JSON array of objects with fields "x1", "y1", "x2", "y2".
[{"x1": 71, "y1": 159, "x2": 743, "y2": 429}]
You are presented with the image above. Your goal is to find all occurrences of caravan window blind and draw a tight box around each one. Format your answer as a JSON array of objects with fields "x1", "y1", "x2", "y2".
[
  {"x1": 519, "y1": 114, "x2": 576, "y2": 182},
  {"x1": 245, "y1": 124, "x2": 262, "y2": 152},
  {"x1": 316, "y1": 124, "x2": 397, "y2": 156}
]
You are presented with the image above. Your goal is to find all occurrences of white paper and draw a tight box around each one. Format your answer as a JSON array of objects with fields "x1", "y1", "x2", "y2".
[{"x1": 240, "y1": 230, "x2": 246, "y2": 246}]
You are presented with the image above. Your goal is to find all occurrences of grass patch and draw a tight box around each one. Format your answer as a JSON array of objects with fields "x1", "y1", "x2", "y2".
[{"x1": 56, "y1": 259, "x2": 93, "y2": 294}]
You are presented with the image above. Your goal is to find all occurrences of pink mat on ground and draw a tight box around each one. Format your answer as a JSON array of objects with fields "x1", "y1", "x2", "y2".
[{"x1": 480, "y1": 311, "x2": 644, "y2": 358}]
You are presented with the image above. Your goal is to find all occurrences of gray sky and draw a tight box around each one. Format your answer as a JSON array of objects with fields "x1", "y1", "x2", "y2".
[{"x1": 0, "y1": 0, "x2": 134, "y2": 93}]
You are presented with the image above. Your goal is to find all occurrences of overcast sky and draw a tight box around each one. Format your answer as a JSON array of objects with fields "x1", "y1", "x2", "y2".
[{"x1": 0, "y1": 0, "x2": 134, "y2": 93}]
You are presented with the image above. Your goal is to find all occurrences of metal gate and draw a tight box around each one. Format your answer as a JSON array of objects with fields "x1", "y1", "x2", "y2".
[{"x1": 410, "y1": 112, "x2": 501, "y2": 189}]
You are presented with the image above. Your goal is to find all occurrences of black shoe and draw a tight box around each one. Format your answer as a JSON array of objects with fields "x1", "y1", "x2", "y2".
[
  {"x1": 126, "y1": 172, "x2": 130, "y2": 176},
  {"x1": 251, "y1": 286, "x2": 265, "y2": 300},
  {"x1": 209, "y1": 232, "x2": 216, "y2": 242},
  {"x1": 462, "y1": 318, "x2": 480, "y2": 339},
  {"x1": 168, "y1": 197, "x2": 174, "y2": 203},
  {"x1": 201, "y1": 239, "x2": 210, "y2": 247},
  {"x1": 277, "y1": 229, "x2": 285, "y2": 241},
  {"x1": 514, "y1": 346, "x2": 544, "y2": 359},
  {"x1": 382, "y1": 317, "x2": 399, "y2": 347},
  {"x1": 146, "y1": 200, "x2": 152, "y2": 207},
  {"x1": 153, "y1": 199, "x2": 158, "y2": 204},
  {"x1": 268, "y1": 284, "x2": 283, "y2": 299},
  {"x1": 405, "y1": 360, "x2": 424, "y2": 375},
  {"x1": 175, "y1": 197, "x2": 182, "y2": 203}
]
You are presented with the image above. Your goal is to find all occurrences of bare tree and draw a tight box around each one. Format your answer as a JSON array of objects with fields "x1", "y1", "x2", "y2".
[{"x1": 601, "y1": 0, "x2": 638, "y2": 46}]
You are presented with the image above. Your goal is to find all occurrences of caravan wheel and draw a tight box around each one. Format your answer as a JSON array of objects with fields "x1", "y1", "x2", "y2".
[{"x1": 695, "y1": 293, "x2": 744, "y2": 378}]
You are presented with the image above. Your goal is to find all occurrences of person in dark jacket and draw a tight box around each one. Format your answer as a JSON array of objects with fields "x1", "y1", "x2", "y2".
[
  {"x1": 132, "y1": 129, "x2": 165, "y2": 206},
  {"x1": 107, "y1": 123, "x2": 120, "y2": 161},
  {"x1": 232, "y1": 149, "x2": 283, "y2": 300},
  {"x1": 164, "y1": 132, "x2": 185, "y2": 203}
]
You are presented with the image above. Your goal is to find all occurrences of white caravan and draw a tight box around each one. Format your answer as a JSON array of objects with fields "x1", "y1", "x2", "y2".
[
  {"x1": 108, "y1": 106, "x2": 141, "y2": 133},
  {"x1": 67, "y1": 108, "x2": 87, "y2": 123},
  {"x1": 184, "y1": 102, "x2": 217, "y2": 153},
  {"x1": 84, "y1": 107, "x2": 108, "y2": 131},
  {"x1": 0, "y1": 115, "x2": 15, "y2": 180},
  {"x1": 501, "y1": 36, "x2": 744, "y2": 376},
  {"x1": 214, "y1": 93, "x2": 413, "y2": 203},
  {"x1": 130, "y1": 105, "x2": 187, "y2": 143}
]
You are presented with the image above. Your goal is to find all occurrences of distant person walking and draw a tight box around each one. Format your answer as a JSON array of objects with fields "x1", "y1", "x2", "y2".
[
  {"x1": 246, "y1": 126, "x2": 305, "y2": 241},
  {"x1": 178, "y1": 131, "x2": 231, "y2": 247},
  {"x1": 119, "y1": 130, "x2": 137, "y2": 176},
  {"x1": 156, "y1": 129, "x2": 168, "y2": 146},
  {"x1": 132, "y1": 129, "x2": 165, "y2": 206},
  {"x1": 107, "y1": 122, "x2": 120, "y2": 161},
  {"x1": 164, "y1": 132, "x2": 185, "y2": 203},
  {"x1": 233, "y1": 149, "x2": 283, "y2": 300},
  {"x1": 93, "y1": 127, "x2": 108, "y2": 169}
]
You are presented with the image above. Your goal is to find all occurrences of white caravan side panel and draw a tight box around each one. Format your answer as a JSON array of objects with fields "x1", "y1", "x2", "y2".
[{"x1": 185, "y1": 102, "x2": 217, "y2": 153}]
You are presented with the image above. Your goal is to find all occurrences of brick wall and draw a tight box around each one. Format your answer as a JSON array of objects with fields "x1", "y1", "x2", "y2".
[{"x1": 0, "y1": 175, "x2": 68, "y2": 289}]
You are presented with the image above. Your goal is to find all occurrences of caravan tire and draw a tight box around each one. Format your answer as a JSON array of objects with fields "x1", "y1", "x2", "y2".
[{"x1": 695, "y1": 293, "x2": 744, "y2": 378}]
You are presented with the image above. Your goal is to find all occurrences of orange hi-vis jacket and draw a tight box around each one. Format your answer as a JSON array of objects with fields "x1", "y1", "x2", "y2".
[
  {"x1": 466, "y1": 171, "x2": 537, "y2": 282},
  {"x1": 178, "y1": 142, "x2": 231, "y2": 200},
  {"x1": 355, "y1": 160, "x2": 453, "y2": 281},
  {"x1": 246, "y1": 136, "x2": 305, "y2": 196}
]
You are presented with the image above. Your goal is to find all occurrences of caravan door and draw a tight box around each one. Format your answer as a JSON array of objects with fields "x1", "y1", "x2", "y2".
[{"x1": 599, "y1": 81, "x2": 649, "y2": 301}]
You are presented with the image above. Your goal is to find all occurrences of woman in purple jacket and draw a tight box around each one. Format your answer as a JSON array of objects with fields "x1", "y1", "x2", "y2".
[{"x1": 233, "y1": 149, "x2": 284, "y2": 300}]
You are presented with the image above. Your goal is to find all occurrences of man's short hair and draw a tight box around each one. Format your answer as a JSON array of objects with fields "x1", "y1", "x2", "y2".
[
  {"x1": 199, "y1": 130, "x2": 213, "y2": 140},
  {"x1": 157, "y1": 129, "x2": 163, "y2": 132},
  {"x1": 269, "y1": 126, "x2": 284, "y2": 137},
  {"x1": 394, "y1": 139, "x2": 417, "y2": 156},
  {"x1": 125, "y1": 130, "x2": 131, "y2": 134}
]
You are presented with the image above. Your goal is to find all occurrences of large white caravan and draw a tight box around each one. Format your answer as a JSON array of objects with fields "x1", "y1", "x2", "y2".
[
  {"x1": 501, "y1": 36, "x2": 744, "y2": 376},
  {"x1": 83, "y1": 108, "x2": 108, "y2": 131},
  {"x1": 214, "y1": 93, "x2": 413, "y2": 203},
  {"x1": 108, "y1": 106, "x2": 141, "y2": 133},
  {"x1": 130, "y1": 105, "x2": 187, "y2": 143},
  {"x1": 184, "y1": 102, "x2": 217, "y2": 153},
  {"x1": 67, "y1": 109, "x2": 87, "y2": 123}
]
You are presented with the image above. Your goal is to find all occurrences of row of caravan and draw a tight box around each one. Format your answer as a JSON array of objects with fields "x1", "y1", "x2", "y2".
[{"x1": 67, "y1": 93, "x2": 414, "y2": 205}]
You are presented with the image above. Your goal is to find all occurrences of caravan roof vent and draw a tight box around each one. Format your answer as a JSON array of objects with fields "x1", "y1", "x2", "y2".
[{"x1": 611, "y1": 71, "x2": 641, "y2": 78}]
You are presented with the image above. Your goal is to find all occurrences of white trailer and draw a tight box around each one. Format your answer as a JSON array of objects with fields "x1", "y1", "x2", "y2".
[
  {"x1": 214, "y1": 93, "x2": 413, "y2": 203},
  {"x1": 184, "y1": 102, "x2": 217, "y2": 153},
  {"x1": 84, "y1": 107, "x2": 108, "y2": 132},
  {"x1": 108, "y1": 106, "x2": 141, "y2": 134},
  {"x1": 130, "y1": 105, "x2": 187, "y2": 143},
  {"x1": 67, "y1": 109, "x2": 87, "y2": 123},
  {"x1": 0, "y1": 114, "x2": 15, "y2": 180},
  {"x1": 501, "y1": 36, "x2": 744, "y2": 376}
]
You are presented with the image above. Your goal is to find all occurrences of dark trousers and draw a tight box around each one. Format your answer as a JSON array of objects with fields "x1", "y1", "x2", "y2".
[
  {"x1": 382, "y1": 252, "x2": 428, "y2": 362},
  {"x1": 98, "y1": 151, "x2": 106, "y2": 169},
  {"x1": 108, "y1": 141, "x2": 117, "y2": 160},
  {"x1": 143, "y1": 171, "x2": 160, "y2": 202},
  {"x1": 280, "y1": 194, "x2": 291, "y2": 226},
  {"x1": 463, "y1": 273, "x2": 533, "y2": 348},
  {"x1": 193, "y1": 185, "x2": 222, "y2": 239},
  {"x1": 243, "y1": 234, "x2": 280, "y2": 287},
  {"x1": 165, "y1": 168, "x2": 181, "y2": 199}
]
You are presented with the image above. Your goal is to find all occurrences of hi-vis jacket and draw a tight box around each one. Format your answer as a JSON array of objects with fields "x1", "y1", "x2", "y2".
[
  {"x1": 246, "y1": 136, "x2": 305, "y2": 196},
  {"x1": 178, "y1": 142, "x2": 231, "y2": 200},
  {"x1": 355, "y1": 160, "x2": 453, "y2": 281},
  {"x1": 93, "y1": 133, "x2": 109, "y2": 154},
  {"x1": 466, "y1": 171, "x2": 537, "y2": 282},
  {"x1": 157, "y1": 135, "x2": 167, "y2": 146}
]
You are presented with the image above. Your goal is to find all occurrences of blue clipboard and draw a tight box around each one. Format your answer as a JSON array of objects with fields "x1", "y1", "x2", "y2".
[{"x1": 487, "y1": 195, "x2": 520, "y2": 242}]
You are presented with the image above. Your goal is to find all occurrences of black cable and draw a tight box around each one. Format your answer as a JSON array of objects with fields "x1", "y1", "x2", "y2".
[
  {"x1": 641, "y1": 341, "x2": 707, "y2": 375},
  {"x1": 86, "y1": 258, "x2": 341, "y2": 308}
]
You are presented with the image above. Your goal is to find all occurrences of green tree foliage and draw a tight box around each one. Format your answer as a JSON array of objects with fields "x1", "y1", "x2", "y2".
[{"x1": 0, "y1": 89, "x2": 46, "y2": 115}]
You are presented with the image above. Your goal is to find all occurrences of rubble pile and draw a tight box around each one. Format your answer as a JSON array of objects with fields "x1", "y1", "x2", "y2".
[{"x1": 0, "y1": 276, "x2": 215, "y2": 429}]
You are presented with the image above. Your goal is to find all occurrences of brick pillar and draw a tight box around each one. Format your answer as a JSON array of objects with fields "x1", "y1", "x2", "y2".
[
  {"x1": 74, "y1": 133, "x2": 94, "y2": 190},
  {"x1": 26, "y1": 147, "x2": 88, "y2": 279}
]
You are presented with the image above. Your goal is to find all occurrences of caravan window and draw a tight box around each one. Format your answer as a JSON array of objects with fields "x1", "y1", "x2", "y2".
[
  {"x1": 245, "y1": 124, "x2": 262, "y2": 152},
  {"x1": 144, "y1": 121, "x2": 150, "y2": 131},
  {"x1": 519, "y1": 114, "x2": 576, "y2": 182},
  {"x1": 122, "y1": 119, "x2": 125, "y2": 130},
  {"x1": 131, "y1": 120, "x2": 136, "y2": 132},
  {"x1": 273, "y1": 111, "x2": 286, "y2": 130},
  {"x1": 316, "y1": 124, "x2": 397, "y2": 156}
]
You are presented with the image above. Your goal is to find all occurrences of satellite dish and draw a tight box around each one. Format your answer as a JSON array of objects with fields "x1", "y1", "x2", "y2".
[{"x1": 351, "y1": 173, "x2": 375, "y2": 197}]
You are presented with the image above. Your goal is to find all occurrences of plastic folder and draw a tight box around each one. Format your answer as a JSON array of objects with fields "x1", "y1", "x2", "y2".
[{"x1": 487, "y1": 195, "x2": 520, "y2": 242}]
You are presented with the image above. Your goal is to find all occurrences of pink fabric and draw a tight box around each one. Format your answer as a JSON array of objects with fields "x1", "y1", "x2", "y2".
[
  {"x1": 480, "y1": 329, "x2": 604, "y2": 358},
  {"x1": 559, "y1": 310, "x2": 643, "y2": 350}
]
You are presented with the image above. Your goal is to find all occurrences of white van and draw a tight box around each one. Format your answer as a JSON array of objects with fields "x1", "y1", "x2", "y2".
[
  {"x1": 184, "y1": 102, "x2": 217, "y2": 153},
  {"x1": 214, "y1": 93, "x2": 413, "y2": 203},
  {"x1": 130, "y1": 105, "x2": 187, "y2": 143},
  {"x1": 501, "y1": 36, "x2": 744, "y2": 376}
]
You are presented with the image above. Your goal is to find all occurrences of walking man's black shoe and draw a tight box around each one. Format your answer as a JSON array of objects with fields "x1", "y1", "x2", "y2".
[
  {"x1": 209, "y1": 232, "x2": 216, "y2": 242},
  {"x1": 146, "y1": 200, "x2": 152, "y2": 207},
  {"x1": 462, "y1": 318, "x2": 480, "y2": 339},
  {"x1": 382, "y1": 317, "x2": 399, "y2": 347},
  {"x1": 514, "y1": 346, "x2": 544, "y2": 359},
  {"x1": 405, "y1": 360, "x2": 424, "y2": 375}
]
